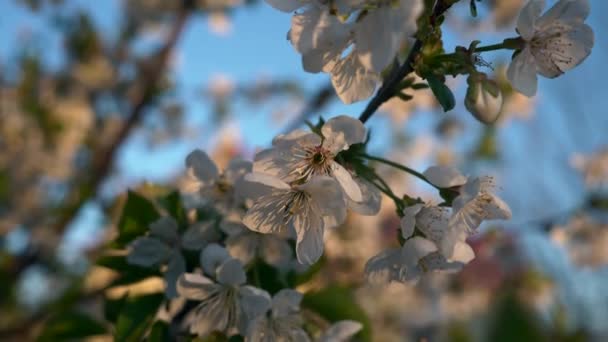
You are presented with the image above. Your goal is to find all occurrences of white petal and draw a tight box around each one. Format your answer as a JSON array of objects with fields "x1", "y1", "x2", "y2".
[
  {"x1": 176, "y1": 273, "x2": 217, "y2": 300},
  {"x1": 289, "y1": 6, "x2": 350, "y2": 55},
  {"x1": 185, "y1": 149, "x2": 219, "y2": 185},
  {"x1": 224, "y1": 158, "x2": 252, "y2": 184},
  {"x1": 217, "y1": 258, "x2": 247, "y2": 286},
  {"x1": 533, "y1": 23, "x2": 594, "y2": 78},
  {"x1": 164, "y1": 253, "x2": 186, "y2": 298},
  {"x1": 243, "y1": 190, "x2": 292, "y2": 234},
  {"x1": 423, "y1": 165, "x2": 467, "y2": 188},
  {"x1": 252, "y1": 146, "x2": 296, "y2": 179},
  {"x1": 401, "y1": 237, "x2": 438, "y2": 266},
  {"x1": 239, "y1": 286, "x2": 273, "y2": 324},
  {"x1": 364, "y1": 248, "x2": 405, "y2": 284},
  {"x1": 537, "y1": 0, "x2": 589, "y2": 28},
  {"x1": 294, "y1": 212, "x2": 325, "y2": 265},
  {"x1": 517, "y1": 0, "x2": 545, "y2": 40},
  {"x1": 260, "y1": 235, "x2": 293, "y2": 268},
  {"x1": 481, "y1": 193, "x2": 513, "y2": 220},
  {"x1": 272, "y1": 289, "x2": 303, "y2": 317},
  {"x1": 149, "y1": 216, "x2": 179, "y2": 242},
  {"x1": 200, "y1": 243, "x2": 231, "y2": 277},
  {"x1": 265, "y1": 0, "x2": 305, "y2": 12},
  {"x1": 299, "y1": 176, "x2": 347, "y2": 226},
  {"x1": 321, "y1": 115, "x2": 367, "y2": 150},
  {"x1": 415, "y1": 206, "x2": 451, "y2": 243},
  {"x1": 240, "y1": 172, "x2": 291, "y2": 198},
  {"x1": 219, "y1": 220, "x2": 247, "y2": 236},
  {"x1": 330, "y1": 162, "x2": 362, "y2": 203},
  {"x1": 181, "y1": 221, "x2": 220, "y2": 250},
  {"x1": 507, "y1": 48, "x2": 538, "y2": 97},
  {"x1": 348, "y1": 177, "x2": 382, "y2": 216},
  {"x1": 355, "y1": 6, "x2": 401, "y2": 73},
  {"x1": 319, "y1": 320, "x2": 363, "y2": 342},
  {"x1": 450, "y1": 241, "x2": 476, "y2": 264},
  {"x1": 127, "y1": 237, "x2": 172, "y2": 267},
  {"x1": 400, "y1": 204, "x2": 423, "y2": 239},
  {"x1": 330, "y1": 53, "x2": 379, "y2": 104},
  {"x1": 226, "y1": 231, "x2": 259, "y2": 265}
]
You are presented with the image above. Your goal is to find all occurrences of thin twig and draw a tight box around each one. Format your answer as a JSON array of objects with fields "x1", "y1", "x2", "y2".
[{"x1": 358, "y1": 0, "x2": 452, "y2": 124}]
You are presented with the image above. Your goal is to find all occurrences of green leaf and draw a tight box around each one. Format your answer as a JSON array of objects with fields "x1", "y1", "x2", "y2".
[
  {"x1": 158, "y1": 191, "x2": 187, "y2": 231},
  {"x1": 37, "y1": 311, "x2": 106, "y2": 342},
  {"x1": 115, "y1": 191, "x2": 160, "y2": 247},
  {"x1": 469, "y1": 0, "x2": 478, "y2": 17},
  {"x1": 148, "y1": 321, "x2": 170, "y2": 342},
  {"x1": 302, "y1": 286, "x2": 372, "y2": 342},
  {"x1": 426, "y1": 75, "x2": 455, "y2": 112},
  {"x1": 104, "y1": 293, "x2": 128, "y2": 323},
  {"x1": 486, "y1": 292, "x2": 545, "y2": 342},
  {"x1": 287, "y1": 256, "x2": 325, "y2": 287},
  {"x1": 247, "y1": 260, "x2": 287, "y2": 295},
  {"x1": 115, "y1": 293, "x2": 165, "y2": 342}
]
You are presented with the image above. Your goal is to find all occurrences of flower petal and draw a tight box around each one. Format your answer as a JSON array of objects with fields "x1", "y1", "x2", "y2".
[
  {"x1": 289, "y1": 6, "x2": 350, "y2": 55},
  {"x1": 355, "y1": 6, "x2": 402, "y2": 73},
  {"x1": 127, "y1": 237, "x2": 172, "y2": 267},
  {"x1": 260, "y1": 235, "x2": 293, "y2": 268},
  {"x1": 264, "y1": 0, "x2": 305, "y2": 12},
  {"x1": 149, "y1": 216, "x2": 179, "y2": 242},
  {"x1": 239, "y1": 286, "x2": 272, "y2": 326},
  {"x1": 517, "y1": 0, "x2": 545, "y2": 40},
  {"x1": 176, "y1": 273, "x2": 217, "y2": 300},
  {"x1": 319, "y1": 320, "x2": 363, "y2": 342},
  {"x1": 185, "y1": 149, "x2": 219, "y2": 186},
  {"x1": 364, "y1": 248, "x2": 404, "y2": 284},
  {"x1": 298, "y1": 176, "x2": 347, "y2": 227},
  {"x1": 200, "y1": 243, "x2": 231, "y2": 277},
  {"x1": 294, "y1": 212, "x2": 325, "y2": 265},
  {"x1": 217, "y1": 258, "x2": 247, "y2": 286},
  {"x1": 164, "y1": 252, "x2": 186, "y2": 298},
  {"x1": 348, "y1": 177, "x2": 382, "y2": 216},
  {"x1": 243, "y1": 190, "x2": 292, "y2": 234},
  {"x1": 226, "y1": 231, "x2": 259, "y2": 265},
  {"x1": 507, "y1": 48, "x2": 538, "y2": 97},
  {"x1": 224, "y1": 158, "x2": 252, "y2": 184},
  {"x1": 330, "y1": 162, "x2": 362, "y2": 203},
  {"x1": 330, "y1": 52, "x2": 379, "y2": 104},
  {"x1": 272, "y1": 289, "x2": 303, "y2": 317},
  {"x1": 238, "y1": 172, "x2": 291, "y2": 200},
  {"x1": 423, "y1": 165, "x2": 467, "y2": 188},
  {"x1": 400, "y1": 204, "x2": 423, "y2": 239},
  {"x1": 321, "y1": 115, "x2": 367, "y2": 150},
  {"x1": 181, "y1": 221, "x2": 220, "y2": 250},
  {"x1": 537, "y1": 0, "x2": 589, "y2": 28}
]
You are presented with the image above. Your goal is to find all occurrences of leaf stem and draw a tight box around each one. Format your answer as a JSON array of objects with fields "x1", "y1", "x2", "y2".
[{"x1": 360, "y1": 153, "x2": 438, "y2": 189}]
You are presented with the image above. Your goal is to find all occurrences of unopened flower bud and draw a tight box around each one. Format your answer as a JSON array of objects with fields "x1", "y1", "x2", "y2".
[{"x1": 465, "y1": 74, "x2": 503, "y2": 124}]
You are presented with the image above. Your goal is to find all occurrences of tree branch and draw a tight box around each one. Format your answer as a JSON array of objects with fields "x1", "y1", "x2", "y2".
[{"x1": 358, "y1": 0, "x2": 453, "y2": 123}]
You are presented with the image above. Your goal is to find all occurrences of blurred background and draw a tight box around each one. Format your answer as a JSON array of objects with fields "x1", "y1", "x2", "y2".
[{"x1": 0, "y1": 0, "x2": 607, "y2": 340}]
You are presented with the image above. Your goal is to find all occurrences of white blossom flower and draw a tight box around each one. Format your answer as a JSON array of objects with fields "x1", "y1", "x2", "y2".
[
  {"x1": 246, "y1": 289, "x2": 309, "y2": 342},
  {"x1": 423, "y1": 166, "x2": 512, "y2": 260},
  {"x1": 364, "y1": 236, "x2": 437, "y2": 284},
  {"x1": 507, "y1": 0, "x2": 594, "y2": 96},
  {"x1": 183, "y1": 149, "x2": 251, "y2": 213},
  {"x1": 254, "y1": 115, "x2": 367, "y2": 205},
  {"x1": 178, "y1": 247, "x2": 271, "y2": 337},
  {"x1": 221, "y1": 221, "x2": 293, "y2": 268},
  {"x1": 401, "y1": 204, "x2": 475, "y2": 264},
  {"x1": 317, "y1": 320, "x2": 363, "y2": 342},
  {"x1": 282, "y1": 0, "x2": 422, "y2": 103},
  {"x1": 127, "y1": 217, "x2": 211, "y2": 298},
  {"x1": 240, "y1": 173, "x2": 347, "y2": 265}
]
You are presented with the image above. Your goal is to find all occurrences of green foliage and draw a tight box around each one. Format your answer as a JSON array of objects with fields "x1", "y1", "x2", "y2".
[
  {"x1": 104, "y1": 293, "x2": 129, "y2": 324},
  {"x1": 114, "y1": 293, "x2": 165, "y2": 341},
  {"x1": 158, "y1": 191, "x2": 188, "y2": 231},
  {"x1": 302, "y1": 286, "x2": 371, "y2": 342},
  {"x1": 426, "y1": 74, "x2": 455, "y2": 112},
  {"x1": 247, "y1": 260, "x2": 287, "y2": 295},
  {"x1": 37, "y1": 311, "x2": 106, "y2": 342},
  {"x1": 486, "y1": 293, "x2": 544, "y2": 342},
  {"x1": 115, "y1": 191, "x2": 161, "y2": 247},
  {"x1": 148, "y1": 321, "x2": 170, "y2": 342}
]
